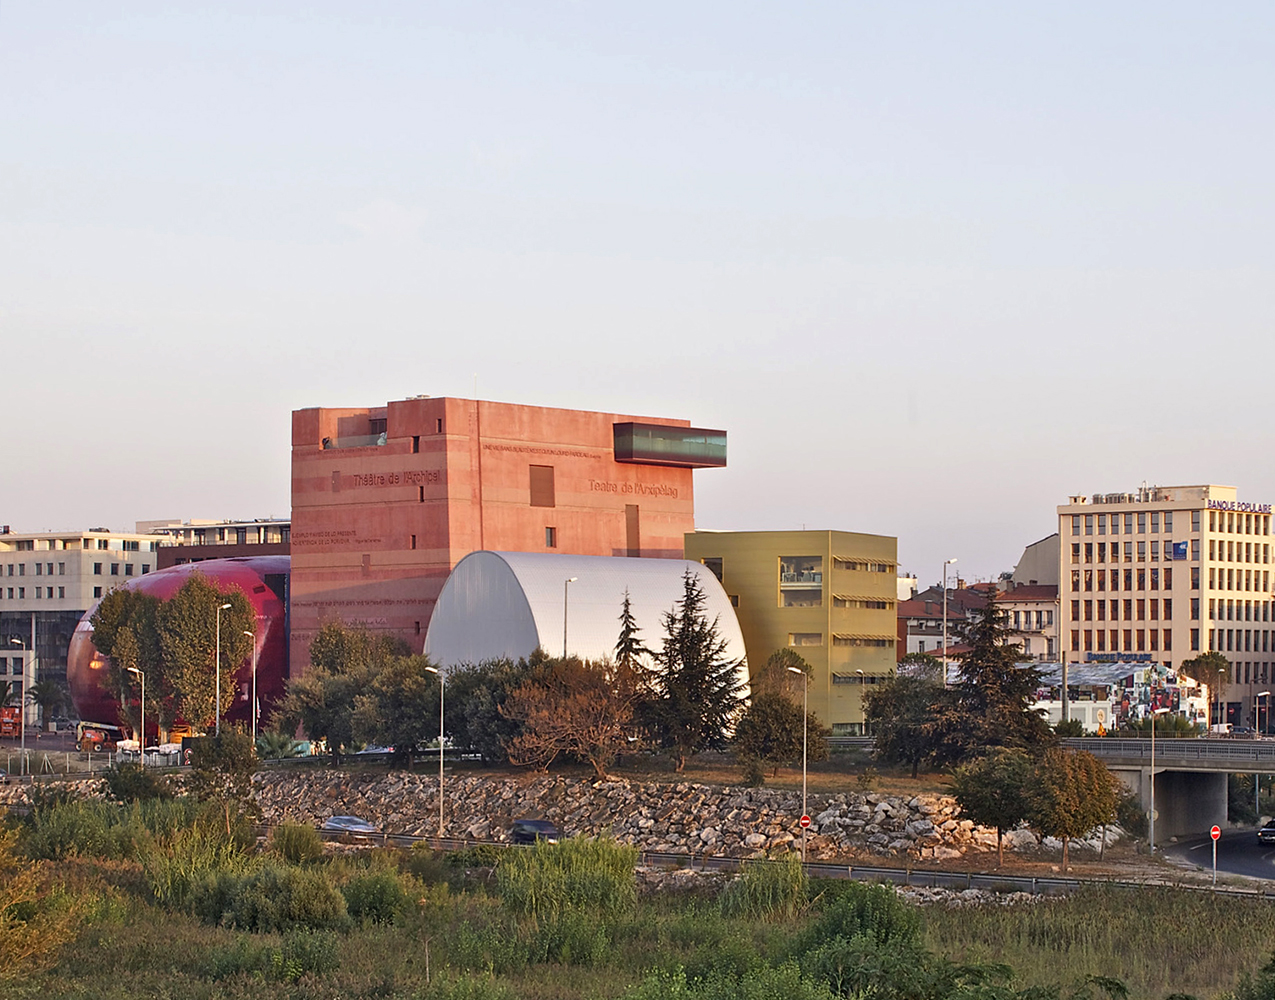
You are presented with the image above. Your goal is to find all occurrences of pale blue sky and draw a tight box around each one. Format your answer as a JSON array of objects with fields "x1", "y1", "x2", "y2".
[{"x1": 3, "y1": 2, "x2": 1274, "y2": 584}]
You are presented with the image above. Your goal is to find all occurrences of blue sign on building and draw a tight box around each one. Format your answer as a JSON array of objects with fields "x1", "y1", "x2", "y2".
[{"x1": 1172, "y1": 541, "x2": 1188, "y2": 560}]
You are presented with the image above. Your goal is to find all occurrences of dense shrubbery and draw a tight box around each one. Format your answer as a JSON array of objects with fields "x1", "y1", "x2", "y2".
[
  {"x1": 192, "y1": 863, "x2": 350, "y2": 932},
  {"x1": 101, "y1": 763, "x2": 173, "y2": 803},
  {"x1": 269, "y1": 821, "x2": 325, "y2": 865},
  {"x1": 720, "y1": 853, "x2": 806, "y2": 921},
  {"x1": 496, "y1": 836, "x2": 638, "y2": 920},
  {"x1": 11, "y1": 790, "x2": 1275, "y2": 999},
  {"x1": 341, "y1": 866, "x2": 410, "y2": 925}
]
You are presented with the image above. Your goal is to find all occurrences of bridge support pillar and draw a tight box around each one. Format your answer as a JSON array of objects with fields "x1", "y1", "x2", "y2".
[{"x1": 1113, "y1": 767, "x2": 1228, "y2": 841}]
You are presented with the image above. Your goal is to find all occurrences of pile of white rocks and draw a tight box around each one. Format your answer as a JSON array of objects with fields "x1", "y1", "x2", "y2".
[
  {"x1": 252, "y1": 769, "x2": 1122, "y2": 861},
  {"x1": 0, "y1": 768, "x2": 1123, "y2": 863}
]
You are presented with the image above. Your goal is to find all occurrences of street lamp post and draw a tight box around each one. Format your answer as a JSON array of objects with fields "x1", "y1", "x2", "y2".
[
  {"x1": 788, "y1": 665, "x2": 809, "y2": 862},
  {"x1": 214, "y1": 603, "x2": 232, "y2": 736},
  {"x1": 8, "y1": 637, "x2": 26, "y2": 776},
  {"x1": 1148, "y1": 706, "x2": 1170, "y2": 853},
  {"x1": 1256, "y1": 692, "x2": 1271, "y2": 820},
  {"x1": 941, "y1": 558, "x2": 957, "y2": 687},
  {"x1": 562, "y1": 577, "x2": 578, "y2": 659},
  {"x1": 127, "y1": 667, "x2": 145, "y2": 769},
  {"x1": 855, "y1": 669, "x2": 866, "y2": 736},
  {"x1": 244, "y1": 630, "x2": 258, "y2": 746},
  {"x1": 425, "y1": 665, "x2": 445, "y2": 838}
]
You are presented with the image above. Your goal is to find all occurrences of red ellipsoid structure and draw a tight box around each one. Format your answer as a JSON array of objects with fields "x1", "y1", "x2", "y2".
[{"x1": 67, "y1": 556, "x2": 290, "y2": 732}]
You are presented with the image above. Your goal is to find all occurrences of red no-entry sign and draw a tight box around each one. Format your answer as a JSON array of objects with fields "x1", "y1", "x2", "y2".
[
  {"x1": 1211, "y1": 825, "x2": 1222, "y2": 841},
  {"x1": 799, "y1": 814, "x2": 811, "y2": 829}
]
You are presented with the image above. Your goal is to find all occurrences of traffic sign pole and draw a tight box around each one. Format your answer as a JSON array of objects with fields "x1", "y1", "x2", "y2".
[{"x1": 1211, "y1": 825, "x2": 1221, "y2": 888}]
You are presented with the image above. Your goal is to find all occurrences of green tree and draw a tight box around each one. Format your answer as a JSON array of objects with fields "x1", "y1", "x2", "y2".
[
  {"x1": 864, "y1": 675, "x2": 949, "y2": 778},
  {"x1": 274, "y1": 622, "x2": 405, "y2": 764},
  {"x1": 0, "y1": 682, "x2": 18, "y2": 708},
  {"x1": 156, "y1": 574, "x2": 255, "y2": 732},
  {"x1": 615, "y1": 589, "x2": 655, "y2": 671},
  {"x1": 443, "y1": 656, "x2": 529, "y2": 763},
  {"x1": 89, "y1": 588, "x2": 172, "y2": 734},
  {"x1": 24, "y1": 681, "x2": 65, "y2": 731},
  {"x1": 1028, "y1": 747, "x2": 1120, "y2": 870},
  {"x1": 932, "y1": 600, "x2": 1054, "y2": 764},
  {"x1": 950, "y1": 748, "x2": 1034, "y2": 866},
  {"x1": 734, "y1": 691, "x2": 829, "y2": 778},
  {"x1": 187, "y1": 727, "x2": 260, "y2": 837},
  {"x1": 351, "y1": 653, "x2": 442, "y2": 764},
  {"x1": 748, "y1": 649, "x2": 812, "y2": 700},
  {"x1": 1179, "y1": 650, "x2": 1231, "y2": 723},
  {"x1": 641, "y1": 570, "x2": 746, "y2": 771}
]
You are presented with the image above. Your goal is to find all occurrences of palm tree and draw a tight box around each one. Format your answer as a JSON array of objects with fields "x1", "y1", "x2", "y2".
[
  {"x1": 0, "y1": 682, "x2": 17, "y2": 708},
  {"x1": 256, "y1": 730, "x2": 303, "y2": 760},
  {"x1": 25, "y1": 681, "x2": 65, "y2": 731}
]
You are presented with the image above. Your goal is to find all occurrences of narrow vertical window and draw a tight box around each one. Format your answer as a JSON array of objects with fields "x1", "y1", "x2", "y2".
[
  {"x1": 545, "y1": 527, "x2": 557, "y2": 548},
  {"x1": 529, "y1": 465, "x2": 556, "y2": 508},
  {"x1": 625, "y1": 504, "x2": 640, "y2": 558}
]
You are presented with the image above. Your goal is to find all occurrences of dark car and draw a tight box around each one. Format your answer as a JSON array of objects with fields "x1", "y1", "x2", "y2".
[
  {"x1": 511, "y1": 819, "x2": 560, "y2": 845},
  {"x1": 1258, "y1": 823, "x2": 1275, "y2": 845}
]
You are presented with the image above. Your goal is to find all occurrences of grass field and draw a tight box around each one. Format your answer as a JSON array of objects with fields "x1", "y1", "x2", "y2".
[{"x1": 7, "y1": 794, "x2": 1275, "y2": 1000}]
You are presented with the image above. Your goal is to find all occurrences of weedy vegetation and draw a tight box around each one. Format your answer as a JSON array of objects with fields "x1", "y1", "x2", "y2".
[{"x1": 4, "y1": 787, "x2": 1275, "y2": 1000}]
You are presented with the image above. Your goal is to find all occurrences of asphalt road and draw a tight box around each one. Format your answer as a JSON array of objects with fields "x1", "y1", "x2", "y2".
[{"x1": 1167, "y1": 829, "x2": 1275, "y2": 881}]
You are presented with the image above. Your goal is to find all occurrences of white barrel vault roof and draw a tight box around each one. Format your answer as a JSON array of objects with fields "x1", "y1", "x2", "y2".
[{"x1": 424, "y1": 551, "x2": 749, "y2": 682}]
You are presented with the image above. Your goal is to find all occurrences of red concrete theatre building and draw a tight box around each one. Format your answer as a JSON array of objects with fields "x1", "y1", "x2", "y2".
[{"x1": 290, "y1": 396, "x2": 726, "y2": 677}]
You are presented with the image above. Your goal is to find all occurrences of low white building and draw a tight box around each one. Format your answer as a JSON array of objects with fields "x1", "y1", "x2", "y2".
[{"x1": 424, "y1": 551, "x2": 749, "y2": 688}]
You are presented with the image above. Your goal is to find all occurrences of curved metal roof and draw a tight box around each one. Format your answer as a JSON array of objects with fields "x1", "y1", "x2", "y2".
[{"x1": 424, "y1": 551, "x2": 748, "y2": 682}]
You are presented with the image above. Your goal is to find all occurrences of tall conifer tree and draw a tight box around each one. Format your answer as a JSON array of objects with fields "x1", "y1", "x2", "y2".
[{"x1": 642, "y1": 570, "x2": 745, "y2": 771}]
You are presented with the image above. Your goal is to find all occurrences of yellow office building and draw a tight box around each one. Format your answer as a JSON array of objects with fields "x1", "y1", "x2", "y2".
[{"x1": 684, "y1": 530, "x2": 898, "y2": 734}]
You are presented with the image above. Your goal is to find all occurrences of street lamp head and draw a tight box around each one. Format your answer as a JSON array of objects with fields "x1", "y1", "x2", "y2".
[
  {"x1": 8, "y1": 638, "x2": 20, "y2": 646},
  {"x1": 566, "y1": 577, "x2": 578, "y2": 583},
  {"x1": 1260, "y1": 691, "x2": 1272, "y2": 699},
  {"x1": 126, "y1": 666, "x2": 142, "y2": 677},
  {"x1": 1152, "y1": 707, "x2": 1170, "y2": 716},
  {"x1": 243, "y1": 630, "x2": 254, "y2": 639},
  {"x1": 424, "y1": 665, "x2": 439, "y2": 675},
  {"x1": 787, "y1": 666, "x2": 805, "y2": 675},
  {"x1": 946, "y1": 558, "x2": 958, "y2": 564},
  {"x1": 219, "y1": 603, "x2": 232, "y2": 610}
]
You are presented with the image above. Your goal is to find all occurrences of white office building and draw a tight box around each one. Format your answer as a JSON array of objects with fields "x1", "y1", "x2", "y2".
[
  {"x1": 0, "y1": 527, "x2": 162, "y2": 724},
  {"x1": 1058, "y1": 485, "x2": 1273, "y2": 727}
]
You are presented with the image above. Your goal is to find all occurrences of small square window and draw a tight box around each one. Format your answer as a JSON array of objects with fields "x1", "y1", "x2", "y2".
[
  {"x1": 93, "y1": 563, "x2": 102, "y2": 575},
  {"x1": 124, "y1": 564, "x2": 134, "y2": 576},
  {"x1": 93, "y1": 586, "x2": 102, "y2": 598},
  {"x1": 141, "y1": 564, "x2": 150, "y2": 574},
  {"x1": 110, "y1": 563, "x2": 119, "y2": 576},
  {"x1": 57, "y1": 586, "x2": 64, "y2": 598}
]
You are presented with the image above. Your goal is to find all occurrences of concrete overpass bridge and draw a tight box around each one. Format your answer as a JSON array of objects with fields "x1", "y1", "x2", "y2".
[{"x1": 1063, "y1": 737, "x2": 1275, "y2": 840}]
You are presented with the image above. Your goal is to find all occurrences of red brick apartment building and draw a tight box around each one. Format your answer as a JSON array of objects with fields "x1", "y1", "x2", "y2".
[{"x1": 290, "y1": 396, "x2": 726, "y2": 676}]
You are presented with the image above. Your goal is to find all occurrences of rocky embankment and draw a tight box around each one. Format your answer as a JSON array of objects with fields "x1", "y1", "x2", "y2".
[
  {"x1": 253, "y1": 769, "x2": 1120, "y2": 860},
  {"x1": 0, "y1": 769, "x2": 1121, "y2": 861}
]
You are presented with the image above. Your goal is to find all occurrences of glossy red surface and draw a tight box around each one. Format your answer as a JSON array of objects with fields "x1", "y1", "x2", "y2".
[{"x1": 67, "y1": 556, "x2": 290, "y2": 732}]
